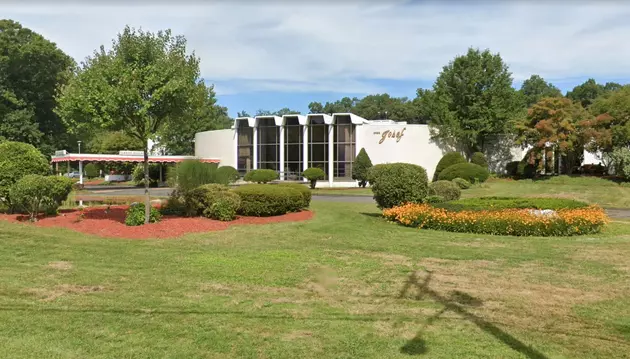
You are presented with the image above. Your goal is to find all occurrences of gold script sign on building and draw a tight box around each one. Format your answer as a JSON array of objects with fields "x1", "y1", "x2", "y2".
[{"x1": 377, "y1": 128, "x2": 406, "y2": 144}]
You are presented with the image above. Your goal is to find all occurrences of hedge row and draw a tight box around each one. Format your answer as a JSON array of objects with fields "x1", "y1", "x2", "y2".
[
  {"x1": 383, "y1": 203, "x2": 608, "y2": 237},
  {"x1": 432, "y1": 196, "x2": 589, "y2": 212}
]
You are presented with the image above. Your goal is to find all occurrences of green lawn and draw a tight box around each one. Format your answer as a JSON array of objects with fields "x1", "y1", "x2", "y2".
[
  {"x1": 465, "y1": 176, "x2": 630, "y2": 208},
  {"x1": 311, "y1": 188, "x2": 373, "y2": 196},
  {"x1": 1, "y1": 201, "x2": 629, "y2": 358}
]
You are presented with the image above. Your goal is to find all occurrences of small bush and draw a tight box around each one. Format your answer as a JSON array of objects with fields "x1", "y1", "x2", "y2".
[
  {"x1": 183, "y1": 183, "x2": 230, "y2": 216},
  {"x1": 276, "y1": 183, "x2": 311, "y2": 208},
  {"x1": 452, "y1": 178, "x2": 471, "y2": 189},
  {"x1": 216, "y1": 166, "x2": 240, "y2": 184},
  {"x1": 9, "y1": 175, "x2": 52, "y2": 221},
  {"x1": 517, "y1": 161, "x2": 536, "y2": 179},
  {"x1": 243, "y1": 169, "x2": 279, "y2": 184},
  {"x1": 132, "y1": 163, "x2": 162, "y2": 186},
  {"x1": 203, "y1": 191, "x2": 241, "y2": 221},
  {"x1": 428, "y1": 180, "x2": 461, "y2": 201},
  {"x1": 46, "y1": 176, "x2": 74, "y2": 212},
  {"x1": 367, "y1": 163, "x2": 429, "y2": 209},
  {"x1": 303, "y1": 167, "x2": 326, "y2": 189},
  {"x1": 505, "y1": 161, "x2": 520, "y2": 177},
  {"x1": 234, "y1": 184, "x2": 304, "y2": 216},
  {"x1": 384, "y1": 203, "x2": 607, "y2": 236},
  {"x1": 433, "y1": 152, "x2": 466, "y2": 181},
  {"x1": 352, "y1": 148, "x2": 373, "y2": 187},
  {"x1": 125, "y1": 203, "x2": 162, "y2": 226},
  {"x1": 424, "y1": 195, "x2": 446, "y2": 204},
  {"x1": 84, "y1": 163, "x2": 99, "y2": 178},
  {"x1": 438, "y1": 163, "x2": 490, "y2": 183},
  {"x1": 470, "y1": 152, "x2": 488, "y2": 168},
  {"x1": 432, "y1": 196, "x2": 589, "y2": 212},
  {"x1": 0, "y1": 141, "x2": 50, "y2": 209}
]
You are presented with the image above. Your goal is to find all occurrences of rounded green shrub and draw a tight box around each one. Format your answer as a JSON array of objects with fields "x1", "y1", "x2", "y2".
[
  {"x1": 438, "y1": 163, "x2": 489, "y2": 183},
  {"x1": 0, "y1": 141, "x2": 50, "y2": 208},
  {"x1": 125, "y1": 203, "x2": 162, "y2": 226},
  {"x1": 276, "y1": 183, "x2": 311, "y2": 208},
  {"x1": 234, "y1": 184, "x2": 304, "y2": 216},
  {"x1": 302, "y1": 167, "x2": 326, "y2": 189},
  {"x1": 428, "y1": 180, "x2": 461, "y2": 201},
  {"x1": 160, "y1": 194, "x2": 187, "y2": 216},
  {"x1": 46, "y1": 176, "x2": 74, "y2": 210},
  {"x1": 368, "y1": 163, "x2": 429, "y2": 209},
  {"x1": 184, "y1": 183, "x2": 230, "y2": 216},
  {"x1": 433, "y1": 152, "x2": 466, "y2": 181},
  {"x1": 470, "y1": 152, "x2": 488, "y2": 168},
  {"x1": 9, "y1": 175, "x2": 51, "y2": 221},
  {"x1": 84, "y1": 163, "x2": 99, "y2": 178},
  {"x1": 203, "y1": 191, "x2": 241, "y2": 221},
  {"x1": 424, "y1": 195, "x2": 446, "y2": 204},
  {"x1": 517, "y1": 161, "x2": 536, "y2": 179},
  {"x1": 452, "y1": 177, "x2": 471, "y2": 190},
  {"x1": 352, "y1": 148, "x2": 373, "y2": 188},
  {"x1": 243, "y1": 169, "x2": 279, "y2": 184},
  {"x1": 216, "y1": 166, "x2": 240, "y2": 184}
]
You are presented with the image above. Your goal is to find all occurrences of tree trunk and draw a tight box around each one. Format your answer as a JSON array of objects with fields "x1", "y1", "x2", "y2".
[{"x1": 143, "y1": 144, "x2": 150, "y2": 224}]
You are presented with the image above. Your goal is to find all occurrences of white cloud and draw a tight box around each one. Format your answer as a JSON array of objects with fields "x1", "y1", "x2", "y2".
[{"x1": 3, "y1": 1, "x2": 630, "y2": 94}]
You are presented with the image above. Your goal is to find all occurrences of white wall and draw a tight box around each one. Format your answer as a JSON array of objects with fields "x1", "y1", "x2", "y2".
[
  {"x1": 195, "y1": 129, "x2": 236, "y2": 167},
  {"x1": 358, "y1": 124, "x2": 446, "y2": 180}
]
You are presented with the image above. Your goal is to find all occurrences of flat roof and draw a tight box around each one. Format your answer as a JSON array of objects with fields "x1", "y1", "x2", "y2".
[{"x1": 50, "y1": 153, "x2": 220, "y2": 164}]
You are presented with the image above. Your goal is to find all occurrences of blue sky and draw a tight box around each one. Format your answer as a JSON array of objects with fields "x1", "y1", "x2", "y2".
[{"x1": 4, "y1": 1, "x2": 630, "y2": 117}]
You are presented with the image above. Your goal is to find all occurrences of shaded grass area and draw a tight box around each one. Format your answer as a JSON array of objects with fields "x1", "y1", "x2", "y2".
[
  {"x1": 311, "y1": 188, "x2": 373, "y2": 196},
  {"x1": 0, "y1": 201, "x2": 629, "y2": 358},
  {"x1": 465, "y1": 177, "x2": 630, "y2": 208}
]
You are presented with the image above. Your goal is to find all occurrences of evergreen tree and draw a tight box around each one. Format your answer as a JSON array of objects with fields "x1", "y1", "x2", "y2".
[{"x1": 352, "y1": 148, "x2": 373, "y2": 187}]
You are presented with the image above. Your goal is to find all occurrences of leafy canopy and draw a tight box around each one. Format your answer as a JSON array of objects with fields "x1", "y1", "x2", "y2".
[{"x1": 415, "y1": 47, "x2": 522, "y2": 156}]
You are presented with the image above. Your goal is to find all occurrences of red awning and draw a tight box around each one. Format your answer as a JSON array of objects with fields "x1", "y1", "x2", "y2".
[{"x1": 50, "y1": 153, "x2": 220, "y2": 164}]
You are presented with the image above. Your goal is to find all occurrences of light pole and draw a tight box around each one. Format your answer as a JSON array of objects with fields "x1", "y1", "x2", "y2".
[{"x1": 77, "y1": 140, "x2": 82, "y2": 154}]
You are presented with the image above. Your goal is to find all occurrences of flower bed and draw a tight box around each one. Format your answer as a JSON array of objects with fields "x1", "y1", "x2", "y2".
[
  {"x1": 383, "y1": 203, "x2": 608, "y2": 237},
  {"x1": 431, "y1": 196, "x2": 589, "y2": 212}
]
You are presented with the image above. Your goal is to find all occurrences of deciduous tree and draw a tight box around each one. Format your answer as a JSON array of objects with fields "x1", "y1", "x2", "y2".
[
  {"x1": 519, "y1": 75, "x2": 562, "y2": 108},
  {"x1": 415, "y1": 47, "x2": 522, "y2": 157},
  {"x1": 57, "y1": 26, "x2": 202, "y2": 223},
  {"x1": 581, "y1": 85, "x2": 630, "y2": 156}
]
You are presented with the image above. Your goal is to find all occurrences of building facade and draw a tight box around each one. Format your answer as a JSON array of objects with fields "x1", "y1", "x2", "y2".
[{"x1": 195, "y1": 113, "x2": 531, "y2": 187}]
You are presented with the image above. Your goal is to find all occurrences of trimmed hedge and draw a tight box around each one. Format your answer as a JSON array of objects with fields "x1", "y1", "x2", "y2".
[
  {"x1": 438, "y1": 162, "x2": 489, "y2": 183},
  {"x1": 428, "y1": 180, "x2": 461, "y2": 201},
  {"x1": 84, "y1": 163, "x2": 99, "y2": 178},
  {"x1": 184, "y1": 183, "x2": 230, "y2": 216},
  {"x1": 276, "y1": 183, "x2": 311, "y2": 208},
  {"x1": 303, "y1": 167, "x2": 326, "y2": 189},
  {"x1": 367, "y1": 163, "x2": 429, "y2": 209},
  {"x1": 452, "y1": 178, "x2": 471, "y2": 189},
  {"x1": 216, "y1": 166, "x2": 240, "y2": 184},
  {"x1": 433, "y1": 152, "x2": 466, "y2": 181},
  {"x1": 9, "y1": 175, "x2": 74, "y2": 220},
  {"x1": 470, "y1": 152, "x2": 488, "y2": 168},
  {"x1": 203, "y1": 191, "x2": 241, "y2": 221},
  {"x1": 432, "y1": 196, "x2": 589, "y2": 212},
  {"x1": 384, "y1": 203, "x2": 607, "y2": 237},
  {"x1": 244, "y1": 169, "x2": 279, "y2": 184},
  {"x1": 424, "y1": 195, "x2": 446, "y2": 204},
  {"x1": 234, "y1": 184, "x2": 305, "y2": 216}
]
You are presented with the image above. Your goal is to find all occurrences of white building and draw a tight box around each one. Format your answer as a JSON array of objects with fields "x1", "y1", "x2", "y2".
[{"x1": 195, "y1": 113, "x2": 531, "y2": 187}]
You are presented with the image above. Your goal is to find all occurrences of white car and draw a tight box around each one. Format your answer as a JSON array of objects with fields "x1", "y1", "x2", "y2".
[{"x1": 65, "y1": 171, "x2": 81, "y2": 178}]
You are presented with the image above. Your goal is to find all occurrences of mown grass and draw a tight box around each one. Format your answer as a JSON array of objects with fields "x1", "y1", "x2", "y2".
[
  {"x1": 0, "y1": 201, "x2": 629, "y2": 358},
  {"x1": 311, "y1": 187, "x2": 373, "y2": 196},
  {"x1": 465, "y1": 176, "x2": 630, "y2": 208}
]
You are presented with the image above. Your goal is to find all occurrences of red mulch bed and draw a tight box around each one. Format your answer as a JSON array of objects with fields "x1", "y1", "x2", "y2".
[{"x1": 0, "y1": 206, "x2": 314, "y2": 239}]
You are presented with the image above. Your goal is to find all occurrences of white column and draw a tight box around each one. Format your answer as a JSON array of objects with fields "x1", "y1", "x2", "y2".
[
  {"x1": 302, "y1": 125, "x2": 309, "y2": 183},
  {"x1": 328, "y1": 124, "x2": 334, "y2": 187},
  {"x1": 234, "y1": 131, "x2": 238, "y2": 172},
  {"x1": 279, "y1": 125, "x2": 285, "y2": 180},
  {"x1": 253, "y1": 127, "x2": 258, "y2": 170},
  {"x1": 354, "y1": 124, "x2": 361, "y2": 157},
  {"x1": 79, "y1": 160, "x2": 84, "y2": 185}
]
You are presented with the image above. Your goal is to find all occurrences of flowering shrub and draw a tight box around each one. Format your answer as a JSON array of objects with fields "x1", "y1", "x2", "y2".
[{"x1": 383, "y1": 203, "x2": 608, "y2": 237}]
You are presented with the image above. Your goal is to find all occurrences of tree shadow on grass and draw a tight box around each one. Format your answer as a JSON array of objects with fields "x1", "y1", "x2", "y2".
[
  {"x1": 398, "y1": 269, "x2": 548, "y2": 359},
  {"x1": 359, "y1": 212, "x2": 383, "y2": 219}
]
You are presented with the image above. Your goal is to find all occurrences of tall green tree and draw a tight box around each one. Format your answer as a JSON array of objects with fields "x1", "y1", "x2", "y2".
[
  {"x1": 566, "y1": 79, "x2": 622, "y2": 108},
  {"x1": 308, "y1": 97, "x2": 359, "y2": 114},
  {"x1": 415, "y1": 47, "x2": 522, "y2": 157},
  {"x1": 519, "y1": 75, "x2": 562, "y2": 107},
  {"x1": 158, "y1": 83, "x2": 231, "y2": 155},
  {"x1": 237, "y1": 110, "x2": 251, "y2": 117},
  {"x1": 56, "y1": 26, "x2": 202, "y2": 223},
  {"x1": 0, "y1": 19, "x2": 75, "y2": 155},
  {"x1": 353, "y1": 94, "x2": 418, "y2": 121}
]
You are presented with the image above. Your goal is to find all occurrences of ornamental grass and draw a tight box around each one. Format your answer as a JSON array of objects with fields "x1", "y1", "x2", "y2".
[{"x1": 383, "y1": 203, "x2": 608, "y2": 237}]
